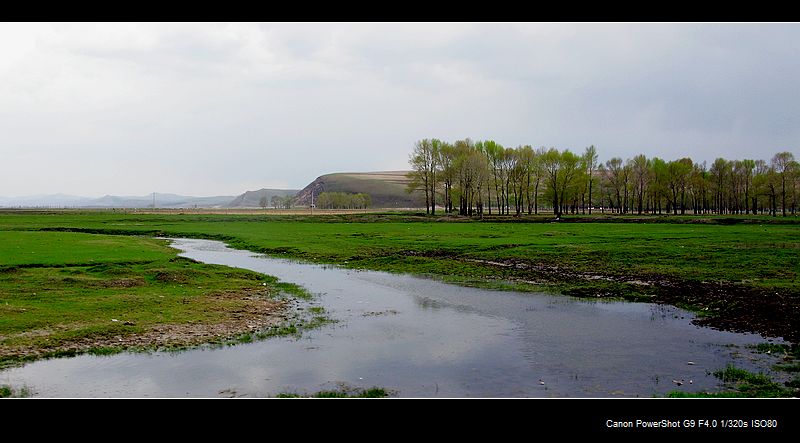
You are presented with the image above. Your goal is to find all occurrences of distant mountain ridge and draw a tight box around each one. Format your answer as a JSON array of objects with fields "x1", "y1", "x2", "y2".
[
  {"x1": 0, "y1": 193, "x2": 235, "y2": 209},
  {"x1": 0, "y1": 171, "x2": 423, "y2": 209}
]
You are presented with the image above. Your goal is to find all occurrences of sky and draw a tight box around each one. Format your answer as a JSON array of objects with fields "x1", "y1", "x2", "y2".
[{"x1": 1, "y1": 22, "x2": 798, "y2": 197}]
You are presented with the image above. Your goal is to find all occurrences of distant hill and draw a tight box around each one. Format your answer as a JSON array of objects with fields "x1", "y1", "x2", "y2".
[
  {"x1": 0, "y1": 193, "x2": 92, "y2": 208},
  {"x1": 294, "y1": 171, "x2": 424, "y2": 208},
  {"x1": 0, "y1": 193, "x2": 235, "y2": 209},
  {"x1": 0, "y1": 175, "x2": 420, "y2": 209},
  {"x1": 227, "y1": 189, "x2": 299, "y2": 207},
  {"x1": 92, "y1": 193, "x2": 235, "y2": 208}
]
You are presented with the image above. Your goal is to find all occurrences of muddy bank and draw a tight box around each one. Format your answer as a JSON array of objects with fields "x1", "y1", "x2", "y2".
[
  {"x1": 461, "y1": 257, "x2": 799, "y2": 343},
  {"x1": 0, "y1": 289, "x2": 289, "y2": 364}
]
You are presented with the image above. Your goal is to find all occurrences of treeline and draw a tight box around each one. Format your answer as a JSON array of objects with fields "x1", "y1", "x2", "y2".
[
  {"x1": 315, "y1": 192, "x2": 372, "y2": 210},
  {"x1": 407, "y1": 138, "x2": 799, "y2": 217},
  {"x1": 268, "y1": 195, "x2": 294, "y2": 209}
]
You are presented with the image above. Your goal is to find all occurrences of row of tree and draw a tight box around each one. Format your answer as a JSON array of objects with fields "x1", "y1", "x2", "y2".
[
  {"x1": 259, "y1": 195, "x2": 294, "y2": 209},
  {"x1": 407, "y1": 138, "x2": 799, "y2": 217},
  {"x1": 314, "y1": 192, "x2": 372, "y2": 210}
]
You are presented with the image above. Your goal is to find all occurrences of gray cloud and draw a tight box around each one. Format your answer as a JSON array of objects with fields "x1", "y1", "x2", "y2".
[{"x1": 0, "y1": 23, "x2": 797, "y2": 197}]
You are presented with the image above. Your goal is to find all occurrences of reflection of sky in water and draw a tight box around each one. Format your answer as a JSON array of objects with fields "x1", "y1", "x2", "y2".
[{"x1": 0, "y1": 239, "x2": 783, "y2": 398}]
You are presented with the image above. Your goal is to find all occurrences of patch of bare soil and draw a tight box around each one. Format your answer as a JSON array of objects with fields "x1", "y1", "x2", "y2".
[
  {"x1": 153, "y1": 273, "x2": 186, "y2": 283},
  {"x1": 0, "y1": 289, "x2": 289, "y2": 362}
]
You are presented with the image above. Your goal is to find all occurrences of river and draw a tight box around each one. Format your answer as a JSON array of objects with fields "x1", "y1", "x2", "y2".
[{"x1": 0, "y1": 238, "x2": 783, "y2": 397}]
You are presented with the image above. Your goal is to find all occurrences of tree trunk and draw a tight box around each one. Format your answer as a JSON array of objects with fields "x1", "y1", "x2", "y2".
[
  {"x1": 782, "y1": 177, "x2": 787, "y2": 217},
  {"x1": 424, "y1": 180, "x2": 430, "y2": 215},
  {"x1": 430, "y1": 171, "x2": 436, "y2": 215},
  {"x1": 553, "y1": 188, "x2": 560, "y2": 218},
  {"x1": 487, "y1": 182, "x2": 491, "y2": 215}
]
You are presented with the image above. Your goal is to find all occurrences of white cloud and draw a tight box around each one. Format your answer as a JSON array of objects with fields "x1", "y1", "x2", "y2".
[{"x1": 0, "y1": 23, "x2": 797, "y2": 197}]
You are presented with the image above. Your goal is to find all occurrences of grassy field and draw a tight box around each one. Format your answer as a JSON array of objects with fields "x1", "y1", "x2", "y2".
[
  {"x1": 0, "y1": 229, "x2": 314, "y2": 368},
  {"x1": 2, "y1": 211, "x2": 797, "y2": 289},
  {"x1": 1, "y1": 210, "x2": 798, "y2": 343},
  {"x1": 0, "y1": 230, "x2": 168, "y2": 266}
]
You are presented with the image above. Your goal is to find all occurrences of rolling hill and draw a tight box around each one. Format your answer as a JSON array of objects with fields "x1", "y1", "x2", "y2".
[
  {"x1": 293, "y1": 171, "x2": 423, "y2": 208},
  {"x1": 227, "y1": 189, "x2": 299, "y2": 207},
  {"x1": 0, "y1": 172, "x2": 422, "y2": 210}
]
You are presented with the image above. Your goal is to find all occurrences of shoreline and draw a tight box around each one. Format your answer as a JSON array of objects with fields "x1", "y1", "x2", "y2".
[
  {"x1": 457, "y1": 256, "x2": 798, "y2": 343},
  {"x1": 0, "y1": 288, "x2": 293, "y2": 369}
]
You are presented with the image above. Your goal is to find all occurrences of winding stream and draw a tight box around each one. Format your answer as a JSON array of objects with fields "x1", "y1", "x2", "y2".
[{"x1": 0, "y1": 238, "x2": 783, "y2": 397}]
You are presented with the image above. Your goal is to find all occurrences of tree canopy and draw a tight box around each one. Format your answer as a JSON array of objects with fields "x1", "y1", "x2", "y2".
[{"x1": 407, "y1": 139, "x2": 799, "y2": 217}]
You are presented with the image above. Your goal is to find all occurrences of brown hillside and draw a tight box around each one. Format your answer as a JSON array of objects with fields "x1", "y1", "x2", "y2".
[{"x1": 293, "y1": 171, "x2": 424, "y2": 208}]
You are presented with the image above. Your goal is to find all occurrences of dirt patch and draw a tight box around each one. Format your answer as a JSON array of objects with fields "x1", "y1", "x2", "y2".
[
  {"x1": 154, "y1": 271, "x2": 190, "y2": 283},
  {"x1": 0, "y1": 289, "x2": 290, "y2": 362},
  {"x1": 659, "y1": 283, "x2": 799, "y2": 343},
  {"x1": 463, "y1": 257, "x2": 800, "y2": 343}
]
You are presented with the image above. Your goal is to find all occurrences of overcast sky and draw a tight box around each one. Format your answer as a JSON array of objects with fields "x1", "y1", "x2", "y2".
[{"x1": 1, "y1": 23, "x2": 798, "y2": 197}]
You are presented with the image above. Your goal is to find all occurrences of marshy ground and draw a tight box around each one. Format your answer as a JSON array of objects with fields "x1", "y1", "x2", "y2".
[{"x1": 0, "y1": 210, "x2": 797, "y2": 397}]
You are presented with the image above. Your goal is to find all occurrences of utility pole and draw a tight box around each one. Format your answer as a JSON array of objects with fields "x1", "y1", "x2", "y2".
[
  {"x1": 152, "y1": 192, "x2": 155, "y2": 209},
  {"x1": 310, "y1": 190, "x2": 314, "y2": 215}
]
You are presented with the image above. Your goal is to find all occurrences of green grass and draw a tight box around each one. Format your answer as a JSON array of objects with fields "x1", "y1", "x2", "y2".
[
  {"x1": 274, "y1": 282, "x2": 313, "y2": 300},
  {"x1": 752, "y1": 343, "x2": 800, "y2": 358},
  {"x1": 0, "y1": 230, "x2": 308, "y2": 367},
  {"x1": 276, "y1": 387, "x2": 389, "y2": 398},
  {"x1": 0, "y1": 210, "x2": 798, "y2": 340},
  {"x1": 666, "y1": 391, "x2": 751, "y2": 398},
  {"x1": 0, "y1": 230, "x2": 169, "y2": 267},
  {"x1": 750, "y1": 343, "x2": 800, "y2": 373},
  {"x1": 668, "y1": 364, "x2": 799, "y2": 398},
  {"x1": 0, "y1": 384, "x2": 32, "y2": 398},
  {"x1": 0, "y1": 211, "x2": 796, "y2": 292},
  {"x1": 711, "y1": 365, "x2": 794, "y2": 397},
  {"x1": 714, "y1": 365, "x2": 773, "y2": 384}
]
